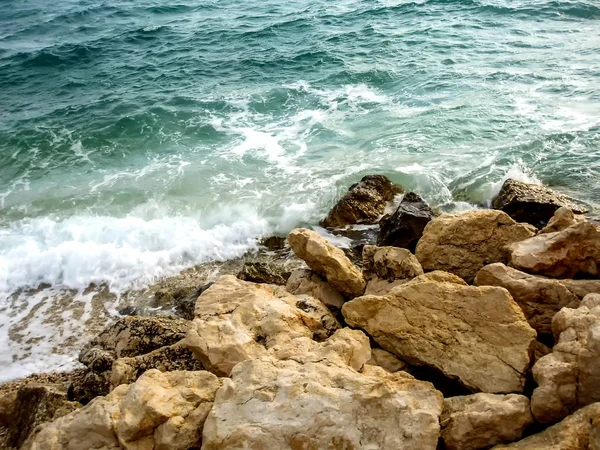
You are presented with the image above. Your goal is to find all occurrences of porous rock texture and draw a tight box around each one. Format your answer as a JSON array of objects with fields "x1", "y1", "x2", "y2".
[
  {"x1": 342, "y1": 280, "x2": 537, "y2": 393},
  {"x1": 530, "y1": 294, "x2": 600, "y2": 424},
  {"x1": 288, "y1": 227, "x2": 366, "y2": 298},
  {"x1": 415, "y1": 210, "x2": 536, "y2": 282},
  {"x1": 321, "y1": 174, "x2": 402, "y2": 228},
  {"x1": 492, "y1": 402, "x2": 600, "y2": 449},
  {"x1": 509, "y1": 220, "x2": 600, "y2": 279},
  {"x1": 23, "y1": 369, "x2": 222, "y2": 450},
  {"x1": 184, "y1": 275, "x2": 340, "y2": 376},
  {"x1": 492, "y1": 179, "x2": 587, "y2": 228},
  {"x1": 441, "y1": 393, "x2": 533, "y2": 450},
  {"x1": 362, "y1": 245, "x2": 424, "y2": 281},
  {"x1": 201, "y1": 329, "x2": 443, "y2": 450}
]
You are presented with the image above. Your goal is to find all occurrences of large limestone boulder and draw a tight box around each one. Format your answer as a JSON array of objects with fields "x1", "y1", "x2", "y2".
[
  {"x1": 288, "y1": 228, "x2": 366, "y2": 298},
  {"x1": 184, "y1": 275, "x2": 340, "y2": 376},
  {"x1": 202, "y1": 330, "x2": 443, "y2": 450},
  {"x1": 321, "y1": 174, "x2": 402, "y2": 228},
  {"x1": 415, "y1": 210, "x2": 536, "y2": 282},
  {"x1": 474, "y1": 263, "x2": 580, "y2": 336},
  {"x1": 492, "y1": 402, "x2": 600, "y2": 449},
  {"x1": 492, "y1": 179, "x2": 587, "y2": 228},
  {"x1": 441, "y1": 393, "x2": 533, "y2": 450},
  {"x1": 342, "y1": 280, "x2": 537, "y2": 393},
  {"x1": 509, "y1": 220, "x2": 600, "y2": 279},
  {"x1": 530, "y1": 294, "x2": 600, "y2": 424},
  {"x1": 285, "y1": 269, "x2": 345, "y2": 310},
  {"x1": 378, "y1": 192, "x2": 436, "y2": 251},
  {"x1": 24, "y1": 369, "x2": 221, "y2": 450}
]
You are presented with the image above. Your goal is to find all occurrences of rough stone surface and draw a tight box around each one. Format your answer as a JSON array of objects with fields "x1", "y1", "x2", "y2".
[
  {"x1": 441, "y1": 393, "x2": 533, "y2": 450},
  {"x1": 415, "y1": 210, "x2": 536, "y2": 282},
  {"x1": 285, "y1": 269, "x2": 345, "y2": 310},
  {"x1": 366, "y1": 348, "x2": 407, "y2": 373},
  {"x1": 530, "y1": 294, "x2": 600, "y2": 424},
  {"x1": 237, "y1": 260, "x2": 290, "y2": 285},
  {"x1": 6, "y1": 384, "x2": 80, "y2": 449},
  {"x1": 364, "y1": 270, "x2": 466, "y2": 296},
  {"x1": 492, "y1": 403, "x2": 600, "y2": 449},
  {"x1": 342, "y1": 281, "x2": 537, "y2": 393},
  {"x1": 202, "y1": 331, "x2": 442, "y2": 450},
  {"x1": 509, "y1": 221, "x2": 600, "y2": 279},
  {"x1": 474, "y1": 263, "x2": 580, "y2": 336},
  {"x1": 321, "y1": 175, "x2": 402, "y2": 228},
  {"x1": 492, "y1": 179, "x2": 587, "y2": 228},
  {"x1": 378, "y1": 192, "x2": 436, "y2": 251},
  {"x1": 362, "y1": 245, "x2": 424, "y2": 281},
  {"x1": 364, "y1": 277, "x2": 408, "y2": 296},
  {"x1": 184, "y1": 275, "x2": 340, "y2": 376},
  {"x1": 288, "y1": 228, "x2": 366, "y2": 298},
  {"x1": 24, "y1": 369, "x2": 221, "y2": 450},
  {"x1": 540, "y1": 206, "x2": 586, "y2": 234}
]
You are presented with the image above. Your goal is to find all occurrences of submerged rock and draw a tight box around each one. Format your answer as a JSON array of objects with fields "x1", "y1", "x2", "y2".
[
  {"x1": 492, "y1": 179, "x2": 587, "y2": 228},
  {"x1": 441, "y1": 393, "x2": 533, "y2": 450},
  {"x1": 474, "y1": 263, "x2": 580, "y2": 336},
  {"x1": 377, "y1": 192, "x2": 435, "y2": 251},
  {"x1": 415, "y1": 210, "x2": 536, "y2": 282},
  {"x1": 509, "y1": 220, "x2": 600, "y2": 279},
  {"x1": 492, "y1": 402, "x2": 600, "y2": 449},
  {"x1": 288, "y1": 228, "x2": 366, "y2": 298},
  {"x1": 342, "y1": 280, "x2": 536, "y2": 393},
  {"x1": 321, "y1": 175, "x2": 402, "y2": 228},
  {"x1": 24, "y1": 369, "x2": 221, "y2": 450},
  {"x1": 184, "y1": 275, "x2": 340, "y2": 376},
  {"x1": 530, "y1": 294, "x2": 600, "y2": 424}
]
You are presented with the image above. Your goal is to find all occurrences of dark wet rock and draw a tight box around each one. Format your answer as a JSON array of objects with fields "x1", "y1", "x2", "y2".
[
  {"x1": 492, "y1": 179, "x2": 587, "y2": 228},
  {"x1": 155, "y1": 282, "x2": 212, "y2": 320},
  {"x1": 237, "y1": 261, "x2": 291, "y2": 285},
  {"x1": 377, "y1": 192, "x2": 436, "y2": 252},
  {"x1": 6, "y1": 383, "x2": 80, "y2": 448},
  {"x1": 259, "y1": 235, "x2": 287, "y2": 251},
  {"x1": 321, "y1": 175, "x2": 403, "y2": 228}
]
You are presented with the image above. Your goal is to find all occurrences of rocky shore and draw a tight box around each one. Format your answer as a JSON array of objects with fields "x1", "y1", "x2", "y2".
[{"x1": 1, "y1": 175, "x2": 600, "y2": 449}]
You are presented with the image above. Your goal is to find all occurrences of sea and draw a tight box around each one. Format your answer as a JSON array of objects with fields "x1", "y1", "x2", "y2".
[{"x1": 0, "y1": 0, "x2": 599, "y2": 380}]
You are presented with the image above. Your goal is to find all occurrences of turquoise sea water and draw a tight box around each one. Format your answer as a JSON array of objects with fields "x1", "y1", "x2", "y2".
[{"x1": 0, "y1": 0, "x2": 599, "y2": 377}]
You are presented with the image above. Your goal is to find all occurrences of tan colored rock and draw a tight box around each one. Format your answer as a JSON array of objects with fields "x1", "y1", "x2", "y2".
[
  {"x1": 533, "y1": 340, "x2": 552, "y2": 364},
  {"x1": 556, "y1": 278, "x2": 600, "y2": 300},
  {"x1": 362, "y1": 245, "x2": 424, "y2": 281},
  {"x1": 365, "y1": 270, "x2": 466, "y2": 296},
  {"x1": 492, "y1": 402, "x2": 600, "y2": 449},
  {"x1": 367, "y1": 348, "x2": 407, "y2": 373},
  {"x1": 365, "y1": 277, "x2": 407, "y2": 295},
  {"x1": 285, "y1": 269, "x2": 345, "y2": 310},
  {"x1": 530, "y1": 294, "x2": 600, "y2": 424},
  {"x1": 509, "y1": 221, "x2": 600, "y2": 279},
  {"x1": 441, "y1": 393, "x2": 533, "y2": 450},
  {"x1": 288, "y1": 228, "x2": 366, "y2": 298},
  {"x1": 415, "y1": 210, "x2": 536, "y2": 282},
  {"x1": 540, "y1": 207, "x2": 586, "y2": 234},
  {"x1": 474, "y1": 263, "x2": 580, "y2": 336},
  {"x1": 184, "y1": 275, "x2": 340, "y2": 376},
  {"x1": 342, "y1": 281, "x2": 537, "y2": 393},
  {"x1": 24, "y1": 369, "x2": 221, "y2": 450},
  {"x1": 202, "y1": 350, "x2": 442, "y2": 450}
]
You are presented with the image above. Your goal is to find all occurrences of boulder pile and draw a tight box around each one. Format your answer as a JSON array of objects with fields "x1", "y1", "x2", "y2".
[{"x1": 3, "y1": 175, "x2": 600, "y2": 450}]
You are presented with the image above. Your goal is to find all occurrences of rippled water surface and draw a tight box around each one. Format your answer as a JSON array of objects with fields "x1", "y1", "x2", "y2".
[{"x1": 1, "y1": 0, "x2": 599, "y2": 378}]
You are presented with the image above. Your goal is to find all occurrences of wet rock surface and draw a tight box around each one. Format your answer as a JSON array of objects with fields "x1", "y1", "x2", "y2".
[
  {"x1": 492, "y1": 179, "x2": 587, "y2": 228},
  {"x1": 321, "y1": 175, "x2": 403, "y2": 228},
  {"x1": 377, "y1": 191, "x2": 435, "y2": 251}
]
